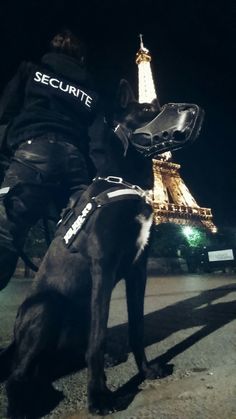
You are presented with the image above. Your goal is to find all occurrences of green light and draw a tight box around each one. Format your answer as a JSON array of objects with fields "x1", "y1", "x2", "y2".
[
  {"x1": 182, "y1": 226, "x2": 194, "y2": 239},
  {"x1": 182, "y1": 226, "x2": 204, "y2": 247}
]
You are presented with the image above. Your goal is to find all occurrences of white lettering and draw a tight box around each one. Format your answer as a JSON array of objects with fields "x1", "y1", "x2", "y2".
[
  {"x1": 41, "y1": 74, "x2": 50, "y2": 85},
  {"x1": 79, "y1": 90, "x2": 86, "y2": 101},
  {"x1": 33, "y1": 72, "x2": 94, "y2": 108},
  {"x1": 34, "y1": 71, "x2": 42, "y2": 82},
  {"x1": 69, "y1": 86, "x2": 77, "y2": 96},
  {"x1": 85, "y1": 95, "x2": 92, "y2": 108},
  {"x1": 49, "y1": 78, "x2": 59, "y2": 88},
  {"x1": 63, "y1": 203, "x2": 93, "y2": 244},
  {"x1": 59, "y1": 81, "x2": 69, "y2": 92}
]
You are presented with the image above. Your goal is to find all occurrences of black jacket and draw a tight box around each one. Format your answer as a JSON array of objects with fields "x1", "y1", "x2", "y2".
[{"x1": 0, "y1": 53, "x2": 100, "y2": 152}]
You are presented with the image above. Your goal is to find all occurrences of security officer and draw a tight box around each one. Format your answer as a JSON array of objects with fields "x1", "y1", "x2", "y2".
[{"x1": 0, "y1": 30, "x2": 103, "y2": 290}]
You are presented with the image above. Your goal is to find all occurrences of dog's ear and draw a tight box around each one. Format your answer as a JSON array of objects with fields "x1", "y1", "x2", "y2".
[
  {"x1": 151, "y1": 97, "x2": 161, "y2": 112},
  {"x1": 117, "y1": 79, "x2": 136, "y2": 109}
]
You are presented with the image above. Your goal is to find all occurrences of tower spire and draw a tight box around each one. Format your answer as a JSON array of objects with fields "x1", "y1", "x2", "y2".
[
  {"x1": 135, "y1": 34, "x2": 157, "y2": 103},
  {"x1": 139, "y1": 33, "x2": 145, "y2": 51}
]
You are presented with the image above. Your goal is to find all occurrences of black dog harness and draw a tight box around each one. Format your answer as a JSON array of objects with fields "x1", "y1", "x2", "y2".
[{"x1": 61, "y1": 176, "x2": 151, "y2": 248}]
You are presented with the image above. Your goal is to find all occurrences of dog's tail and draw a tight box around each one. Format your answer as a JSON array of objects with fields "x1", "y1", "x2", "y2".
[{"x1": 0, "y1": 342, "x2": 15, "y2": 382}]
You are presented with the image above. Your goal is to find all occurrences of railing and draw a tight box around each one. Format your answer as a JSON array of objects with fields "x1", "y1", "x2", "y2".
[{"x1": 152, "y1": 202, "x2": 213, "y2": 218}]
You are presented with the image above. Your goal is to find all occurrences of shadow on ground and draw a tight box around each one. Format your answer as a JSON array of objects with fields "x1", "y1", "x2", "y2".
[
  {"x1": 1, "y1": 283, "x2": 236, "y2": 415},
  {"x1": 105, "y1": 283, "x2": 236, "y2": 411}
]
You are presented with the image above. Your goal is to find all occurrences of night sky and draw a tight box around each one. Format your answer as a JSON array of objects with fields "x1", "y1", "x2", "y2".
[{"x1": 0, "y1": 0, "x2": 235, "y2": 227}]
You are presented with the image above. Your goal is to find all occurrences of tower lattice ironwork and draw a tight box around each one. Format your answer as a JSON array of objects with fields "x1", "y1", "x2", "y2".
[{"x1": 135, "y1": 35, "x2": 217, "y2": 232}]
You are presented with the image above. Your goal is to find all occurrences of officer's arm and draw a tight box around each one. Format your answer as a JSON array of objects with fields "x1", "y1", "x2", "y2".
[{"x1": 0, "y1": 61, "x2": 33, "y2": 124}]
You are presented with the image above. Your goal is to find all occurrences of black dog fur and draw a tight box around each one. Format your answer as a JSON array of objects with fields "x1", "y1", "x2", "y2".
[{"x1": 0, "y1": 80, "x2": 166, "y2": 417}]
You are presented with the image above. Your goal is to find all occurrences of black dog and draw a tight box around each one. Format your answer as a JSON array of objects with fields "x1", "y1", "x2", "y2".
[{"x1": 0, "y1": 80, "x2": 202, "y2": 417}]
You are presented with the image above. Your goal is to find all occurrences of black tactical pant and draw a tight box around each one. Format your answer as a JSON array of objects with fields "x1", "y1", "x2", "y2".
[{"x1": 0, "y1": 134, "x2": 90, "y2": 290}]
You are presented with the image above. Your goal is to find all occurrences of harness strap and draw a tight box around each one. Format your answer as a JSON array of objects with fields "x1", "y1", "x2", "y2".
[
  {"x1": 107, "y1": 188, "x2": 140, "y2": 199},
  {"x1": 93, "y1": 176, "x2": 152, "y2": 202},
  {"x1": 62, "y1": 186, "x2": 144, "y2": 248}
]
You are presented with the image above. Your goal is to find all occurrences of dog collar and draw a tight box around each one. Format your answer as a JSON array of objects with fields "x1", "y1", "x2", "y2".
[{"x1": 93, "y1": 176, "x2": 152, "y2": 204}]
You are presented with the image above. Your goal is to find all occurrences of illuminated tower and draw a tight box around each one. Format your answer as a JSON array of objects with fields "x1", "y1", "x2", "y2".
[
  {"x1": 135, "y1": 34, "x2": 157, "y2": 104},
  {"x1": 152, "y1": 159, "x2": 217, "y2": 231},
  {"x1": 135, "y1": 35, "x2": 217, "y2": 232}
]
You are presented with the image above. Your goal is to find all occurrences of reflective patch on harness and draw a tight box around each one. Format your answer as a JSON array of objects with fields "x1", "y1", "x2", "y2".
[
  {"x1": 0, "y1": 187, "x2": 10, "y2": 196},
  {"x1": 63, "y1": 202, "x2": 93, "y2": 246},
  {"x1": 107, "y1": 189, "x2": 140, "y2": 198}
]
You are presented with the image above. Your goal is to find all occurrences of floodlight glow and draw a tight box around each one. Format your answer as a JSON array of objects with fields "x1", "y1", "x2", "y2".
[{"x1": 182, "y1": 226, "x2": 194, "y2": 238}]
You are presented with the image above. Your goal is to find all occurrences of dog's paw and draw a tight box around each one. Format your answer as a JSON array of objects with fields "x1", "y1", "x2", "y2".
[
  {"x1": 142, "y1": 363, "x2": 174, "y2": 380},
  {"x1": 88, "y1": 387, "x2": 116, "y2": 415}
]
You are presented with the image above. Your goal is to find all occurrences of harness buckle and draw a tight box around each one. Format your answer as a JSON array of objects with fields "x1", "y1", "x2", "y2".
[
  {"x1": 104, "y1": 176, "x2": 123, "y2": 184},
  {"x1": 93, "y1": 176, "x2": 153, "y2": 205}
]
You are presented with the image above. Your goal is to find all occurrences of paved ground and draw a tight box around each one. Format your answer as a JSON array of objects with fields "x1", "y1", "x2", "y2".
[{"x1": 0, "y1": 273, "x2": 236, "y2": 418}]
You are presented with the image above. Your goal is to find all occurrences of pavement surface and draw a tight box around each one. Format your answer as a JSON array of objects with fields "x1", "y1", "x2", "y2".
[{"x1": 0, "y1": 273, "x2": 236, "y2": 419}]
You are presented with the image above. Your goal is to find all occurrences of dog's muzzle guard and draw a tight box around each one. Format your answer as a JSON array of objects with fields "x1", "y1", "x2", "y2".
[{"x1": 131, "y1": 103, "x2": 204, "y2": 157}]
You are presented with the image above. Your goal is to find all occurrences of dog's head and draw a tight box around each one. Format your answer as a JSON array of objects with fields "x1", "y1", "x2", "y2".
[
  {"x1": 111, "y1": 79, "x2": 160, "y2": 157},
  {"x1": 114, "y1": 79, "x2": 160, "y2": 130},
  {"x1": 113, "y1": 79, "x2": 204, "y2": 158}
]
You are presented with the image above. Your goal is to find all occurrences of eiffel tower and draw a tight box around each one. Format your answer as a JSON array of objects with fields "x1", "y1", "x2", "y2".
[{"x1": 135, "y1": 35, "x2": 217, "y2": 232}]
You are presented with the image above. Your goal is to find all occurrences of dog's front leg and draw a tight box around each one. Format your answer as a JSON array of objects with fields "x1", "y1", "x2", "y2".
[
  {"x1": 126, "y1": 253, "x2": 164, "y2": 380},
  {"x1": 86, "y1": 259, "x2": 115, "y2": 414}
]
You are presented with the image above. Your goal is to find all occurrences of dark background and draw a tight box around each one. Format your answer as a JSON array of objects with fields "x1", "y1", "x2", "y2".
[{"x1": 0, "y1": 0, "x2": 235, "y2": 227}]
